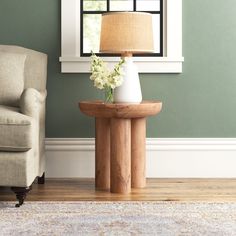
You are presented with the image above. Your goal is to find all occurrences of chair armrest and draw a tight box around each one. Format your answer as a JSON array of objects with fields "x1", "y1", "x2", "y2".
[{"x1": 20, "y1": 88, "x2": 47, "y2": 118}]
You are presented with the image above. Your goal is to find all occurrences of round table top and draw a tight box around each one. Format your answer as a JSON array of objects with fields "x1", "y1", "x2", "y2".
[{"x1": 79, "y1": 100, "x2": 162, "y2": 118}]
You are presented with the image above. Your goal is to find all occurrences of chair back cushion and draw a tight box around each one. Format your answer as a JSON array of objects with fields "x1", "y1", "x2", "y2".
[
  {"x1": 0, "y1": 52, "x2": 26, "y2": 107},
  {"x1": 0, "y1": 45, "x2": 47, "y2": 92}
]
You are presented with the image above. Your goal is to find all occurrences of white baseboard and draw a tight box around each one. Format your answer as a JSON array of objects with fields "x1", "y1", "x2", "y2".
[{"x1": 45, "y1": 138, "x2": 236, "y2": 178}]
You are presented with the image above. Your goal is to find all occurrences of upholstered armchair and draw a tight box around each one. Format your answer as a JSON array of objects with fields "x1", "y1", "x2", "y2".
[{"x1": 0, "y1": 45, "x2": 47, "y2": 207}]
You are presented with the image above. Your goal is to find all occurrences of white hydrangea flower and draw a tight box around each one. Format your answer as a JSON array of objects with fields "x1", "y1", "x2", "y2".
[{"x1": 94, "y1": 78, "x2": 105, "y2": 89}]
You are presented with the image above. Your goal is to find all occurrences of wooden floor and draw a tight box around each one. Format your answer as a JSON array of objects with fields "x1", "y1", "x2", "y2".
[{"x1": 1, "y1": 179, "x2": 236, "y2": 202}]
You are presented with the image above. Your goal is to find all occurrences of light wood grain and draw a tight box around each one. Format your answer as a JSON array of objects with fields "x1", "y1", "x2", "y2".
[
  {"x1": 79, "y1": 100, "x2": 162, "y2": 194},
  {"x1": 95, "y1": 118, "x2": 110, "y2": 190},
  {"x1": 79, "y1": 100, "x2": 162, "y2": 118},
  {"x1": 110, "y1": 118, "x2": 131, "y2": 194},
  {"x1": 131, "y1": 118, "x2": 146, "y2": 188},
  {"x1": 1, "y1": 179, "x2": 236, "y2": 202}
]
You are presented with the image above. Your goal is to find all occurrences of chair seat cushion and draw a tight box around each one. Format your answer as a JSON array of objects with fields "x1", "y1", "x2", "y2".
[{"x1": 0, "y1": 105, "x2": 33, "y2": 151}]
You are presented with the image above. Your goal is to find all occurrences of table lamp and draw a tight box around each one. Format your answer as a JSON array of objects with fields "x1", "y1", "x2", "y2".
[{"x1": 100, "y1": 12, "x2": 154, "y2": 103}]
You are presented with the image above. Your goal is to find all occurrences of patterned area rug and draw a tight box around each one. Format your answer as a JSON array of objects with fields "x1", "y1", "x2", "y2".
[{"x1": 0, "y1": 201, "x2": 236, "y2": 236}]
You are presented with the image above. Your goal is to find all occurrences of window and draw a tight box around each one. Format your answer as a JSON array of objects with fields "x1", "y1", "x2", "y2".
[
  {"x1": 60, "y1": 0, "x2": 184, "y2": 73},
  {"x1": 81, "y1": 0, "x2": 163, "y2": 57}
]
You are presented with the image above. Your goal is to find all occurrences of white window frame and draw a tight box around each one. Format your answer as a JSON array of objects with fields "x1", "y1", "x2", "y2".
[{"x1": 60, "y1": 0, "x2": 184, "y2": 73}]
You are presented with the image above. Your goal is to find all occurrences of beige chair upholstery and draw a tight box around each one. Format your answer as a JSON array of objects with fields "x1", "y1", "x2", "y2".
[
  {"x1": 0, "y1": 45, "x2": 47, "y2": 206},
  {"x1": 0, "y1": 105, "x2": 33, "y2": 151}
]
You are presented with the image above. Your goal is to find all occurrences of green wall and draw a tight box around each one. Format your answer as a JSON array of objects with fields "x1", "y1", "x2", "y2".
[{"x1": 1, "y1": 0, "x2": 236, "y2": 138}]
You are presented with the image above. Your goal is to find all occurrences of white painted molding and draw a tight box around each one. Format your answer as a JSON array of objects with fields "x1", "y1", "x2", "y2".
[
  {"x1": 60, "y1": 0, "x2": 184, "y2": 73},
  {"x1": 60, "y1": 57, "x2": 184, "y2": 73},
  {"x1": 45, "y1": 138, "x2": 236, "y2": 178}
]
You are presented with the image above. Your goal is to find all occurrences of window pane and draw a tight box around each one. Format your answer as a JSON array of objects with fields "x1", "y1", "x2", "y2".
[
  {"x1": 83, "y1": 0, "x2": 106, "y2": 11},
  {"x1": 110, "y1": 0, "x2": 133, "y2": 11},
  {"x1": 136, "y1": 0, "x2": 160, "y2": 11},
  {"x1": 83, "y1": 14, "x2": 102, "y2": 53},
  {"x1": 152, "y1": 14, "x2": 160, "y2": 53}
]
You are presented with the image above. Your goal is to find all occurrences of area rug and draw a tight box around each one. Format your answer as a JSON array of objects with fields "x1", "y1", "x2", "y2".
[{"x1": 0, "y1": 202, "x2": 236, "y2": 236}]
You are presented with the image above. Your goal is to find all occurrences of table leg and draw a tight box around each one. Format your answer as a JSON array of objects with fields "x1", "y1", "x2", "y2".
[
  {"x1": 131, "y1": 118, "x2": 146, "y2": 188},
  {"x1": 110, "y1": 118, "x2": 131, "y2": 193},
  {"x1": 95, "y1": 118, "x2": 110, "y2": 190}
]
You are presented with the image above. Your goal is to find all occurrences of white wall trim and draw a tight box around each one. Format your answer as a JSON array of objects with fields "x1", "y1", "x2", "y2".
[
  {"x1": 45, "y1": 138, "x2": 236, "y2": 178},
  {"x1": 46, "y1": 138, "x2": 236, "y2": 151},
  {"x1": 60, "y1": 0, "x2": 184, "y2": 73}
]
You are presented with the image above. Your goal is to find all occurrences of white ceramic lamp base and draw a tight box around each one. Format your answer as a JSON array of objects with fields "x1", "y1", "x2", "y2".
[{"x1": 114, "y1": 57, "x2": 142, "y2": 104}]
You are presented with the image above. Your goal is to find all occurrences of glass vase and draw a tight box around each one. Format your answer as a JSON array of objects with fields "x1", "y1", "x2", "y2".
[{"x1": 104, "y1": 87, "x2": 113, "y2": 103}]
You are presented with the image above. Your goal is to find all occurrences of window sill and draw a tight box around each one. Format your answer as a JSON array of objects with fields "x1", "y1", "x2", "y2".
[{"x1": 59, "y1": 56, "x2": 184, "y2": 73}]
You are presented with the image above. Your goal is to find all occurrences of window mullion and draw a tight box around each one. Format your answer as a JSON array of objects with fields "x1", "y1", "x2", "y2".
[
  {"x1": 134, "y1": 0, "x2": 136, "y2": 11},
  {"x1": 80, "y1": 0, "x2": 83, "y2": 57},
  {"x1": 107, "y1": 0, "x2": 110, "y2": 11},
  {"x1": 160, "y1": 0, "x2": 163, "y2": 57}
]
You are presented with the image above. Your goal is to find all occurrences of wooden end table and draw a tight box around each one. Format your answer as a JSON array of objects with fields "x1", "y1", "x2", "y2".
[{"x1": 79, "y1": 100, "x2": 162, "y2": 194}]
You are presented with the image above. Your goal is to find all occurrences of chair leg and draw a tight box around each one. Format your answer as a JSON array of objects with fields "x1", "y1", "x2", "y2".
[
  {"x1": 11, "y1": 186, "x2": 32, "y2": 207},
  {"x1": 38, "y1": 172, "x2": 45, "y2": 184}
]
